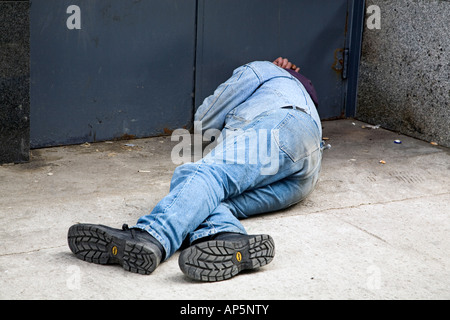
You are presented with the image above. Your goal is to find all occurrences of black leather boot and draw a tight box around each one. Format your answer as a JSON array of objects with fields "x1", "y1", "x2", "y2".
[
  {"x1": 68, "y1": 223, "x2": 165, "y2": 275},
  {"x1": 178, "y1": 232, "x2": 275, "y2": 282}
]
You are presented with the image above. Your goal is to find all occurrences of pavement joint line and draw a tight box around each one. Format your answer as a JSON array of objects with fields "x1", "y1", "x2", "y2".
[
  {"x1": 0, "y1": 244, "x2": 67, "y2": 257},
  {"x1": 259, "y1": 191, "x2": 450, "y2": 221}
]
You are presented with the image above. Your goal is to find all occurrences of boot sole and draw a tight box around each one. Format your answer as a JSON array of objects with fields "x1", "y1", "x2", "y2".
[
  {"x1": 67, "y1": 224, "x2": 158, "y2": 275},
  {"x1": 178, "y1": 234, "x2": 275, "y2": 282}
]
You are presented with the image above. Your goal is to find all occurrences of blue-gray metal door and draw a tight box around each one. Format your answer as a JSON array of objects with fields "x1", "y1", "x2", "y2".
[
  {"x1": 30, "y1": 0, "x2": 197, "y2": 148},
  {"x1": 30, "y1": 0, "x2": 363, "y2": 148},
  {"x1": 195, "y1": 0, "x2": 363, "y2": 120}
]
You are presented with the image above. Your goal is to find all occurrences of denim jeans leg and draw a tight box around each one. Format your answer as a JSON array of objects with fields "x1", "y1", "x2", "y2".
[
  {"x1": 224, "y1": 156, "x2": 322, "y2": 219},
  {"x1": 133, "y1": 109, "x2": 321, "y2": 259},
  {"x1": 188, "y1": 203, "x2": 248, "y2": 245},
  {"x1": 133, "y1": 162, "x2": 226, "y2": 259},
  {"x1": 188, "y1": 144, "x2": 322, "y2": 244}
]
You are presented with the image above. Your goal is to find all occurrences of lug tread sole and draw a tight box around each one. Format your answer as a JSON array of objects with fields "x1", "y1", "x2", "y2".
[
  {"x1": 179, "y1": 234, "x2": 275, "y2": 282},
  {"x1": 67, "y1": 224, "x2": 157, "y2": 275}
]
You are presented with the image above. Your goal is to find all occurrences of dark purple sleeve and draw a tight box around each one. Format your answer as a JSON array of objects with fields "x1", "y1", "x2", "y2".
[{"x1": 284, "y1": 68, "x2": 319, "y2": 108}]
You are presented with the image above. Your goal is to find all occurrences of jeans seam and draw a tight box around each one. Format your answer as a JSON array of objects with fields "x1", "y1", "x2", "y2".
[
  {"x1": 197, "y1": 68, "x2": 242, "y2": 121},
  {"x1": 189, "y1": 225, "x2": 246, "y2": 244},
  {"x1": 163, "y1": 164, "x2": 203, "y2": 214},
  {"x1": 246, "y1": 63, "x2": 263, "y2": 82},
  {"x1": 197, "y1": 84, "x2": 231, "y2": 121},
  {"x1": 144, "y1": 164, "x2": 203, "y2": 246},
  {"x1": 274, "y1": 112, "x2": 320, "y2": 162},
  {"x1": 218, "y1": 113, "x2": 270, "y2": 157},
  {"x1": 273, "y1": 113, "x2": 294, "y2": 161}
]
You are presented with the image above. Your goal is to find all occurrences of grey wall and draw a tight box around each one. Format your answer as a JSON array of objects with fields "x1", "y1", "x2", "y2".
[
  {"x1": 357, "y1": 0, "x2": 450, "y2": 147},
  {"x1": 0, "y1": 1, "x2": 30, "y2": 163}
]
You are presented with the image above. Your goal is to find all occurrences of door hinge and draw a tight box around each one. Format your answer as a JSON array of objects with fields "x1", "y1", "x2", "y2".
[{"x1": 342, "y1": 48, "x2": 349, "y2": 80}]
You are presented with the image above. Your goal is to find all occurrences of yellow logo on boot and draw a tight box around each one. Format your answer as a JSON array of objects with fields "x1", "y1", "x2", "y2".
[
  {"x1": 236, "y1": 252, "x2": 242, "y2": 262},
  {"x1": 112, "y1": 246, "x2": 118, "y2": 256}
]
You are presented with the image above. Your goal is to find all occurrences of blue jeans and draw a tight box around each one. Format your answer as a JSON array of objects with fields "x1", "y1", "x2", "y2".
[{"x1": 133, "y1": 61, "x2": 323, "y2": 259}]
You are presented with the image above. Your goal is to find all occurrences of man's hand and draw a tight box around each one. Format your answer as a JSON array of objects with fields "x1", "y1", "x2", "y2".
[{"x1": 272, "y1": 57, "x2": 300, "y2": 73}]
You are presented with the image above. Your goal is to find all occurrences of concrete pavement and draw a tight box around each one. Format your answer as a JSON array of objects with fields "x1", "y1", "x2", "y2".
[{"x1": 0, "y1": 119, "x2": 449, "y2": 299}]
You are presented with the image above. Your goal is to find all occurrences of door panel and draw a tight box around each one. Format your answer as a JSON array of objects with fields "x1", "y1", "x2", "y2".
[
  {"x1": 30, "y1": 0, "x2": 197, "y2": 147},
  {"x1": 195, "y1": 0, "x2": 350, "y2": 120}
]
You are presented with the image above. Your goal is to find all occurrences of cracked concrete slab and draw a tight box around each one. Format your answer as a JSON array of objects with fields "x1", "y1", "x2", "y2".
[{"x1": 0, "y1": 119, "x2": 449, "y2": 299}]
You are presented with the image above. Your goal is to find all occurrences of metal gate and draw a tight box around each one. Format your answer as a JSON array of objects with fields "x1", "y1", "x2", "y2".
[{"x1": 30, "y1": 0, "x2": 364, "y2": 148}]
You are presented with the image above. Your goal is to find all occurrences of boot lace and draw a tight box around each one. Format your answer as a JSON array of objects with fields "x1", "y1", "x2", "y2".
[{"x1": 122, "y1": 224, "x2": 137, "y2": 239}]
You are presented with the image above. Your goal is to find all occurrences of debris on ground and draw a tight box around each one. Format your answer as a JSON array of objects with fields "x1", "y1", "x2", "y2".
[{"x1": 361, "y1": 124, "x2": 380, "y2": 129}]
